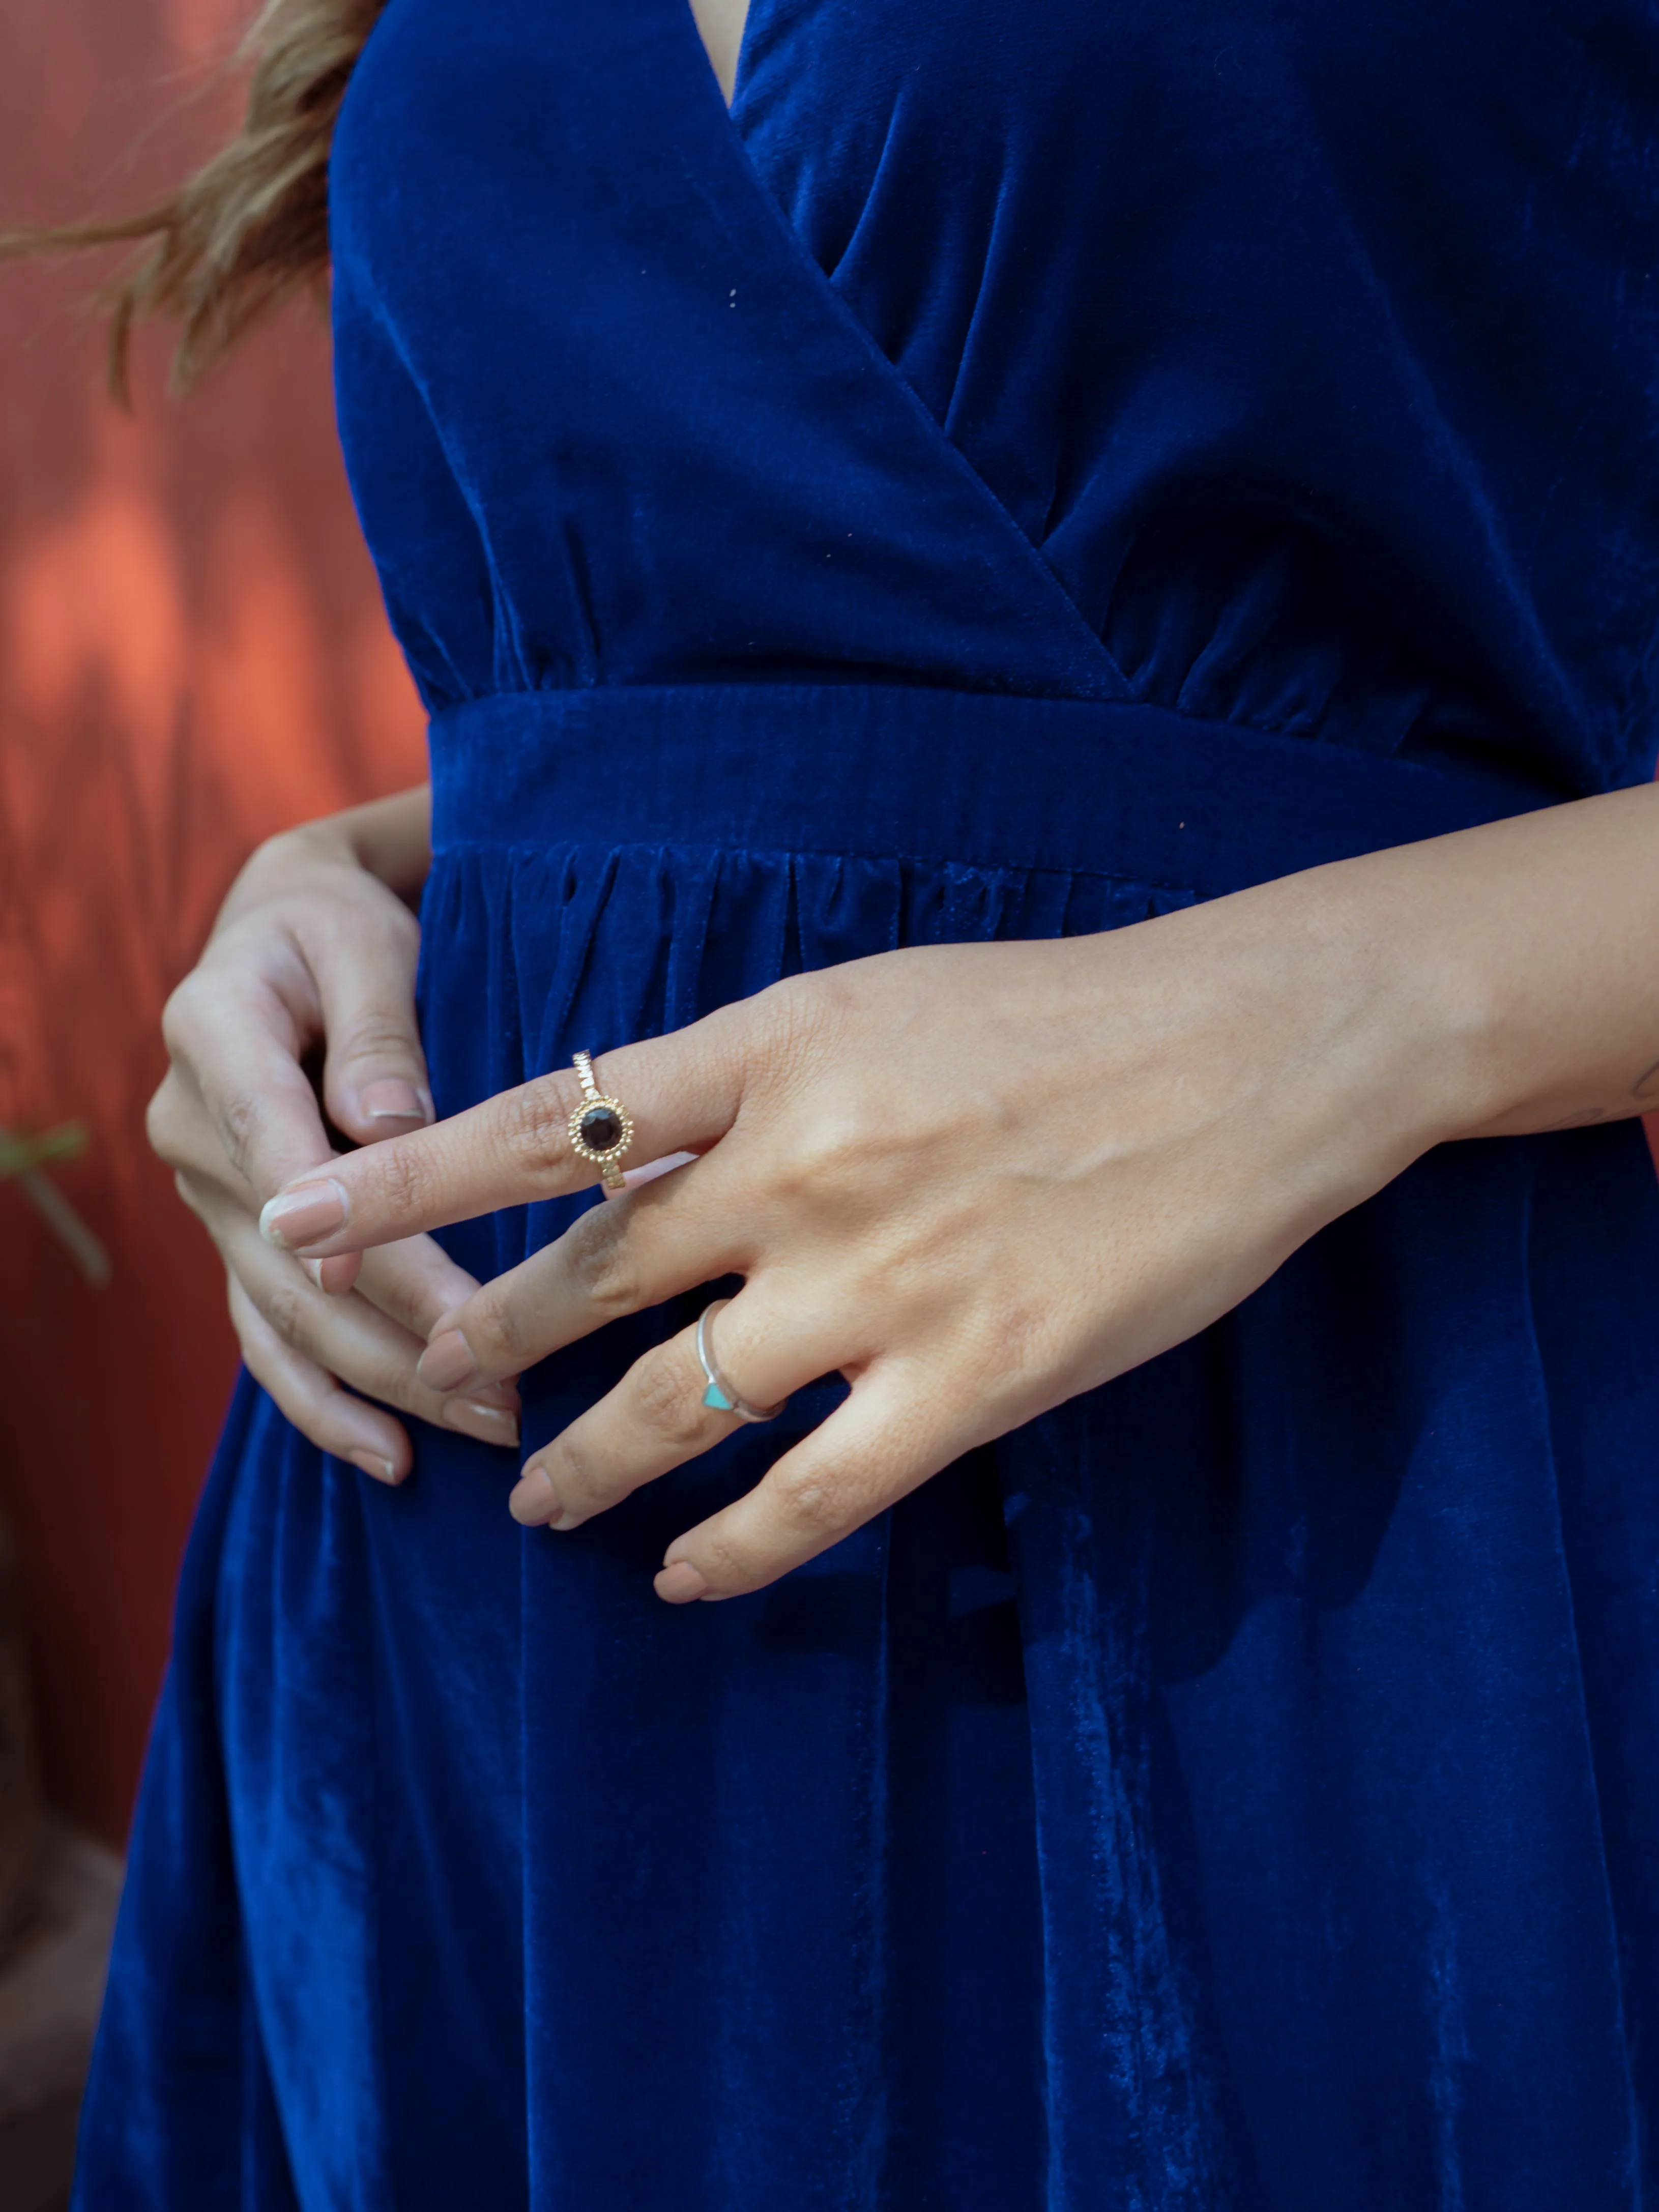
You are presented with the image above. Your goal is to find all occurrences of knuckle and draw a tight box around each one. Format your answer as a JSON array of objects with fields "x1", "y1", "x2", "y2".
[
  {"x1": 981, "y1": 1294, "x2": 1054, "y2": 1381},
  {"x1": 629, "y1": 1348, "x2": 709, "y2": 1450},
  {"x1": 338, "y1": 1008, "x2": 421, "y2": 1065},
  {"x1": 768, "y1": 1457, "x2": 857, "y2": 1538},
  {"x1": 799, "y1": 1116, "x2": 872, "y2": 1180},
  {"x1": 563, "y1": 1205, "x2": 636, "y2": 1315},
  {"x1": 467, "y1": 1282, "x2": 530, "y2": 1368},
  {"x1": 245, "y1": 824, "x2": 303, "y2": 879},
  {"x1": 765, "y1": 1113, "x2": 886, "y2": 1208},
  {"x1": 694, "y1": 1524, "x2": 765, "y2": 1588},
  {"x1": 145, "y1": 1080, "x2": 186, "y2": 1165},
  {"x1": 367, "y1": 1137, "x2": 435, "y2": 1218},
  {"x1": 758, "y1": 969, "x2": 843, "y2": 1058},
  {"x1": 259, "y1": 1277, "x2": 316, "y2": 1356},
  {"x1": 376, "y1": 1373, "x2": 427, "y2": 1422},
  {"x1": 500, "y1": 1078, "x2": 578, "y2": 1185},
  {"x1": 547, "y1": 1431, "x2": 609, "y2": 1512},
  {"x1": 158, "y1": 977, "x2": 206, "y2": 1061},
  {"x1": 216, "y1": 1089, "x2": 262, "y2": 1183}
]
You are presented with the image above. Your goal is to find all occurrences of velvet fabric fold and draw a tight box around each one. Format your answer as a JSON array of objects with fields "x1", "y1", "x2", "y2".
[{"x1": 77, "y1": 691, "x2": 1659, "y2": 2208}]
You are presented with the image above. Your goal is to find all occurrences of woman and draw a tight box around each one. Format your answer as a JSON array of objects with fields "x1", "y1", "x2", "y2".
[{"x1": 30, "y1": 0, "x2": 1659, "y2": 2202}]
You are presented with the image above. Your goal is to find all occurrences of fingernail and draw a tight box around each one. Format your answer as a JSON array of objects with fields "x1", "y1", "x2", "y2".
[
  {"x1": 260, "y1": 1179, "x2": 348, "y2": 1251},
  {"x1": 359, "y1": 1078, "x2": 429, "y2": 1124},
  {"x1": 443, "y1": 1399, "x2": 519, "y2": 1448},
  {"x1": 417, "y1": 1329, "x2": 478, "y2": 1392},
  {"x1": 509, "y1": 1465, "x2": 557, "y2": 1525},
  {"x1": 469, "y1": 1379, "x2": 521, "y2": 1412},
  {"x1": 348, "y1": 1448, "x2": 401, "y2": 1485},
  {"x1": 655, "y1": 1560, "x2": 709, "y2": 1603}
]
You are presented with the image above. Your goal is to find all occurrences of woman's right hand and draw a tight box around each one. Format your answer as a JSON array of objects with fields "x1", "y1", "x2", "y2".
[{"x1": 146, "y1": 787, "x2": 520, "y2": 1482}]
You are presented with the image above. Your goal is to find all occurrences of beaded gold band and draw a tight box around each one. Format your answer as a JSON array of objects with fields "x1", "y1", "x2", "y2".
[
  {"x1": 567, "y1": 1051, "x2": 634, "y2": 1190},
  {"x1": 695, "y1": 1299, "x2": 784, "y2": 1424}
]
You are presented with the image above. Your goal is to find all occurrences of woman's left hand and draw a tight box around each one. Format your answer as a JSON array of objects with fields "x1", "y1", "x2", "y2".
[{"x1": 257, "y1": 861, "x2": 1485, "y2": 1602}]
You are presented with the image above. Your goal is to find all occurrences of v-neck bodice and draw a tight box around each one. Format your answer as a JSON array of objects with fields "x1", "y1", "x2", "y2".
[{"x1": 331, "y1": 0, "x2": 1659, "y2": 798}]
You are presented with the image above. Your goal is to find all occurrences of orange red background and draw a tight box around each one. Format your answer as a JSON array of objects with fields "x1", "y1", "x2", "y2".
[{"x1": 0, "y1": 0, "x2": 423, "y2": 1844}]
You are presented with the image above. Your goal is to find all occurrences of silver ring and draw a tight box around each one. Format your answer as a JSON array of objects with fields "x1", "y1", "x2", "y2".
[{"x1": 695, "y1": 1299, "x2": 783, "y2": 1424}]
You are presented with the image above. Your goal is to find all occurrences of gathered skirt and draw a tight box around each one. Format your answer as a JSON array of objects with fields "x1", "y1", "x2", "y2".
[{"x1": 75, "y1": 685, "x2": 1659, "y2": 2211}]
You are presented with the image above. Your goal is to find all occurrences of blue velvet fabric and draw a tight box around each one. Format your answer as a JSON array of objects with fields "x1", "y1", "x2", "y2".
[{"x1": 74, "y1": 0, "x2": 1659, "y2": 2204}]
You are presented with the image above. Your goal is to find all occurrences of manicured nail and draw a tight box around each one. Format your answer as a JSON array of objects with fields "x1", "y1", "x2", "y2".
[
  {"x1": 442, "y1": 1399, "x2": 519, "y2": 1447},
  {"x1": 359, "y1": 1078, "x2": 429, "y2": 1124},
  {"x1": 655, "y1": 1560, "x2": 709, "y2": 1603},
  {"x1": 418, "y1": 1329, "x2": 477, "y2": 1392},
  {"x1": 348, "y1": 1448, "x2": 401, "y2": 1485},
  {"x1": 260, "y1": 1179, "x2": 348, "y2": 1251},
  {"x1": 508, "y1": 1465, "x2": 557, "y2": 1525}
]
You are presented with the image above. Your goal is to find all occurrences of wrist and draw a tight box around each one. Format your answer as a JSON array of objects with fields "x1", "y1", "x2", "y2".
[
  {"x1": 1153, "y1": 860, "x2": 1499, "y2": 1210},
  {"x1": 1058, "y1": 871, "x2": 1475, "y2": 1227},
  {"x1": 1284, "y1": 861, "x2": 1506, "y2": 1156},
  {"x1": 1275, "y1": 784, "x2": 1659, "y2": 1150}
]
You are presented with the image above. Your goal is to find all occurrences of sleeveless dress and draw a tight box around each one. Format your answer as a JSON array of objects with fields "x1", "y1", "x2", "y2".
[{"x1": 73, "y1": 1, "x2": 1659, "y2": 2205}]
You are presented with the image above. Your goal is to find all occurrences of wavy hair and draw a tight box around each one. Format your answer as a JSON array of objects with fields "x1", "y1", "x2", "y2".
[{"x1": 4, "y1": 0, "x2": 386, "y2": 398}]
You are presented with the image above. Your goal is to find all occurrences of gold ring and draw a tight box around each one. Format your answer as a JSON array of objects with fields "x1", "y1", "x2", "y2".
[{"x1": 567, "y1": 1051, "x2": 634, "y2": 1190}]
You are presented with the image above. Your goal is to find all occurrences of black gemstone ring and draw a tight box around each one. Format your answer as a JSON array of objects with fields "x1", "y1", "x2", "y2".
[{"x1": 567, "y1": 1050, "x2": 635, "y2": 1189}]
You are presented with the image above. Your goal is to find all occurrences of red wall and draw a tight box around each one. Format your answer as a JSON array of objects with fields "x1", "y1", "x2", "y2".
[{"x1": 0, "y1": 0, "x2": 423, "y2": 1844}]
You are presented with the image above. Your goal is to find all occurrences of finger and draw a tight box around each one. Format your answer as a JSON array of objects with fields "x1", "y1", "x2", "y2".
[
  {"x1": 506, "y1": 1295, "x2": 825, "y2": 1533},
  {"x1": 354, "y1": 1234, "x2": 490, "y2": 1344},
  {"x1": 655, "y1": 1364, "x2": 962, "y2": 1603},
  {"x1": 258, "y1": 1009, "x2": 759, "y2": 1258},
  {"x1": 228, "y1": 1275, "x2": 411, "y2": 1483},
  {"x1": 309, "y1": 905, "x2": 436, "y2": 1146},
  {"x1": 416, "y1": 1161, "x2": 744, "y2": 1394},
  {"x1": 216, "y1": 1206, "x2": 522, "y2": 1449},
  {"x1": 159, "y1": 968, "x2": 337, "y2": 1203},
  {"x1": 164, "y1": 1084, "x2": 478, "y2": 1336},
  {"x1": 148, "y1": 1064, "x2": 266, "y2": 1211}
]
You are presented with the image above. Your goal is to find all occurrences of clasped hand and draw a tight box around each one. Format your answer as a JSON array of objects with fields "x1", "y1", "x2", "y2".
[
  {"x1": 260, "y1": 896, "x2": 1454, "y2": 1604},
  {"x1": 146, "y1": 798, "x2": 523, "y2": 1480}
]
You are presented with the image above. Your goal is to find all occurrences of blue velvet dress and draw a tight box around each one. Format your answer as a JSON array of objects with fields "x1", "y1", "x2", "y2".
[{"x1": 74, "y1": 1, "x2": 1659, "y2": 2205}]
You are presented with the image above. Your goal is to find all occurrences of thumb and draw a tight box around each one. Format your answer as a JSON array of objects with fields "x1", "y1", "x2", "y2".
[{"x1": 312, "y1": 921, "x2": 435, "y2": 1149}]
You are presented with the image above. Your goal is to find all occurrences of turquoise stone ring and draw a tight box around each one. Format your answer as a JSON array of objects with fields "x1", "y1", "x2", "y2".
[{"x1": 695, "y1": 1300, "x2": 784, "y2": 1424}]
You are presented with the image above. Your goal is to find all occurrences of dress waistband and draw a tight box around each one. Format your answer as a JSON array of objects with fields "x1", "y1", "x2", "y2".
[{"x1": 429, "y1": 685, "x2": 1567, "y2": 895}]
